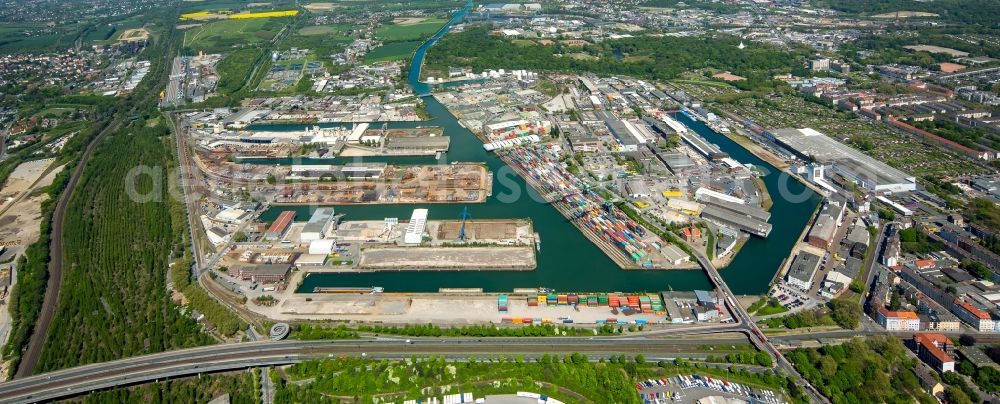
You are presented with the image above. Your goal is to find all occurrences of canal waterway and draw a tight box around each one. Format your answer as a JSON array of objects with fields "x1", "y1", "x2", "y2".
[{"x1": 250, "y1": 1, "x2": 821, "y2": 294}]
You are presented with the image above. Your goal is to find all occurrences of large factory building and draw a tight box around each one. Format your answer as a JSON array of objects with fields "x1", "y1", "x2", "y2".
[{"x1": 764, "y1": 128, "x2": 917, "y2": 193}]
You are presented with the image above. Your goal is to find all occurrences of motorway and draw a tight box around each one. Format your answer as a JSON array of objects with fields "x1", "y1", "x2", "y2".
[{"x1": 0, "y1": 336, "x2": 748, "y2": 403}]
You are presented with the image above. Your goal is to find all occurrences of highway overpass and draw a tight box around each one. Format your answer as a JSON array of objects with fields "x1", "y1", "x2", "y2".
[{"x1": 0, "y1": 336, "x2": 750, "y2": 403}]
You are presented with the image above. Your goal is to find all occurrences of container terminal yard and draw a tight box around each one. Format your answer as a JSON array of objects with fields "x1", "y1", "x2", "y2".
[
  {"x1": 240, "y1": 284, "x2": 737, "y2": 326},
  {"x1": 496, "y1": 144, "x2": 679, "y2": 269}
]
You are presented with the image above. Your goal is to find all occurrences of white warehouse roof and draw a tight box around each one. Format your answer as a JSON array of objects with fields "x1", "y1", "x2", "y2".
[{"x1": 404, "y1": 209, "x2": 428, "y2": 244}]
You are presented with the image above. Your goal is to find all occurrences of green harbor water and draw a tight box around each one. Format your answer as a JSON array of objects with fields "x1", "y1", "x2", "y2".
[{"x1": 250, "y1": 0, "x2": 821, "y2": 294}]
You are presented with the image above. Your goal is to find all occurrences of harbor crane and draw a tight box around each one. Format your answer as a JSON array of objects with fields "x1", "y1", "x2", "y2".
[{"x1": 458, "y1": 206, "x2": 471, "y2": 241}]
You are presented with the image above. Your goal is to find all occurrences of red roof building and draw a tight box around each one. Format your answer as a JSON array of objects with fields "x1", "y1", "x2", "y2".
[
  {"x1": 953, "y1": 298, "x2": 995, "y2": 332},
  {"x1": 914, "y1": 333, "x2": 955, "y2": 373}
]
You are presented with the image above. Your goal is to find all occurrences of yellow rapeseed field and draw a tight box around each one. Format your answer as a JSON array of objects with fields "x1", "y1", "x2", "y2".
[
  {"x1": 181, "y1": 9, "x2": 298, "y2": 21},
  {"x1": 229, "y1": 10, "x2": 298, "y2": 19},
  {"x1": 180, "y1": 11, "x2": 211, "y2": 20}
]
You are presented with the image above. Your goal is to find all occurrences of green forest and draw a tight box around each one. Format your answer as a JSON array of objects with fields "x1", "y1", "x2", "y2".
[
  {"x1": 66, "y1": 370, "x2": 258, "y2": 404},
  {"x1": 423, "y1": 26, "x2": 806, "y2": 91},
  {"x1": 35, "y1": 118, "x2": 213, "y2": 372},
  {"x1": 787, "y1": 337, "x2": 936, "y2": 403}
]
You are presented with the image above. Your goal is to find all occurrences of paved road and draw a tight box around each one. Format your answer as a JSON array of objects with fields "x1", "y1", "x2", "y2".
[
  {"x1": 0, "y1": 336, "x2": 744, "y2": 403},
  {"x1": 625, "y1": 202, "x2": 825, "y2": 401}
]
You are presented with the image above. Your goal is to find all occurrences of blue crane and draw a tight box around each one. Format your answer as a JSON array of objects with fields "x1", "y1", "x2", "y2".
[{"x1": 458, "y1": 206, "x2": 471, "y2": 241}]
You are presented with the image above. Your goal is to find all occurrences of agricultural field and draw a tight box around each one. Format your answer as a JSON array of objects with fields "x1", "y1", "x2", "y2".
[
  {"x1": 181, "y1": 18, "x2": 284, "y2": 52},
  {"x1": 179, "y1": 0, "x2": 257, "y2": 14},
  {"x1": 303, "y1": 3, "x2": 341, "y2": 12},
  {"x1": 376, "y1": 0, "x2": 465, "y2": 12},
  {"x1": 0, "y1": 23, "x2": 73, "y2": 51},
  {"x1": 82, "y1": 16, "x2": 149, "y2": 46},
  {"x1": 721, "y1": 94, "x2": 990, "y2": 178},
  {"x1": 297, "y1": 25, "x2": 336, "y2": 36},
  {"x1": 375, "y1": 17, "x2": 447, "y2": 41},
  {"x1": 365, "y1": 40, "x2": 422, "y2": 63},
  {"x1": 566, "y1": 52, "x2": 600, "y2": 61},
  {"x1": 230, "y1": 10, "x2": 298, "y2": 19}
]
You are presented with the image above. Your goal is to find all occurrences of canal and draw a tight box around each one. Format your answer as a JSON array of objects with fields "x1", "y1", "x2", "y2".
[{"x1": 251, "y1": 1, "x2": 821, "y2": 295}]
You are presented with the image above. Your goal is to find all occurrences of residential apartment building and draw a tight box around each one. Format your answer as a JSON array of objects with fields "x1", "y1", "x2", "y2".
[
  {"x1": 953, "y1": 298, "x2": 995, "y2": 332},
  {"x1": 876, "y1": 307, "x2": 921, "y2": 331}
]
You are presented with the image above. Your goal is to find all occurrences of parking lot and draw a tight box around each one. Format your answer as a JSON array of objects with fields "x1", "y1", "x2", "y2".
[
  {"x1": 769, "y1": 283, "x2": 812, "y2": 311},
  {"x1": 635, "y1": 374, "x2": 785, "y2": 403}
]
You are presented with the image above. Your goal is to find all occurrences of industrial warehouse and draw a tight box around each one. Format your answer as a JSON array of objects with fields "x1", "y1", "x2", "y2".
[
  {"x1": 764, "y1": 127, "x2": 917, "y2": 193},
  {"x1": 215, "y1": 207, "x2": 539, "y2": 277}
]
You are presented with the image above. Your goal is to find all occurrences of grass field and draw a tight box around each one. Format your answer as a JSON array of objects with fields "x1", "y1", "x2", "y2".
[
  {"x1": 375, "y1": 17, "x2": 447, "y2": 41},
  {"x1": 279, "y1": 24, "x2": 355, "y2": 58},
  {"x1": 566, "y1": 52, "x2": 599, "y2": 61},
  {"x1": 182, "y1": 18, "x2": 282, "y2": 52},
  {"x1": 364, "y1": 40, "x2": 421, "y2": 63},
  {"x1": 215, "y1": 48, "x2": 263, "y2": 96},
  {"x1": 298, "y1": 25, "x2": 336, "y2": 35}
]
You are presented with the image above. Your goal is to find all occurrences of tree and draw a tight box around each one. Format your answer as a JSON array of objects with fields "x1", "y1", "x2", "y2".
[
  {"x1": 830, "y1": 298, "x2": 861, "y2": 329},
  {"x1": 888, "y1": 291, "x2": 902, "y2": 311},
  {"x1": 849, "y1": 280, "x2": 864, "y2": 294},
  {"x1": 755, "y1": 352, "x2": 772, "y2": 367},
  {"x1": 959, "y1": 334, "x2": 977, "y2": 347},
  {"x1": 959, "y1": 360, "x2": 976, "y2": 376},
  {"x1": 817, "y1": 356, "x2": 837, "y2": 378},
  {"x1": 233, "y1": 231, "x2": 248, "y2": 242},
  {"x1": 878, "y1": 209, "x2": 896, "y2": 221},
  {"x1": 946, "y1": 385, "x2": 974, "y2": 404}
]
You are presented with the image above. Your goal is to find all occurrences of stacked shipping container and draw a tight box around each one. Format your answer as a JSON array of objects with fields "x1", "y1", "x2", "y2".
[{"x1": 497, "y1": 145, "x2": 655, "y2": 265}]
